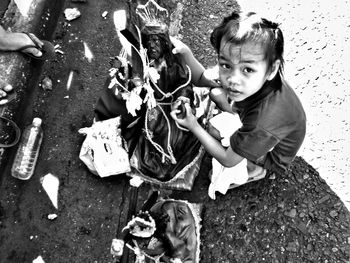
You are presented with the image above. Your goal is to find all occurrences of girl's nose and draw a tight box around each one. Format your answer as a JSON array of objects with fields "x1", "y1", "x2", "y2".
[{"x1": 227, "y1": 70, "x2": 240, "y2": 85}]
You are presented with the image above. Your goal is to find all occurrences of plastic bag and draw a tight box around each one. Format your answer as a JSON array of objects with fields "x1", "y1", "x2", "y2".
[{"x1": 79, "y1": 117, "x2": 131, "y2": 177}]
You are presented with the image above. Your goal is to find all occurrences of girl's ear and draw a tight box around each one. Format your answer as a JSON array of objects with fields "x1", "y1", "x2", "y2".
[{"x1": 267, "y1": 59, "x2": 281, "y2": 81}]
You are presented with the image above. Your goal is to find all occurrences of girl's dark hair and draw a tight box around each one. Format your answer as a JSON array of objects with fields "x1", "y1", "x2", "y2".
[{"x1": 210, "y1": 11, "x2": 285, "y2": 75}]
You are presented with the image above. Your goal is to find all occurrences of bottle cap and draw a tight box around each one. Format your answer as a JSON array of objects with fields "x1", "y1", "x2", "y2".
[{"x1": 32, "y1": 117, "x2": 42, "y2": 126}]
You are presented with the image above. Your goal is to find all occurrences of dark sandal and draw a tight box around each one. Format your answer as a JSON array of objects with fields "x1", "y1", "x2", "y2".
[
  {"x1": 0, "y1": 116, "x2": 21, "y2": 148},
  {"x1": 17, "y1": 32, "x2": 55, "y2": 60}
]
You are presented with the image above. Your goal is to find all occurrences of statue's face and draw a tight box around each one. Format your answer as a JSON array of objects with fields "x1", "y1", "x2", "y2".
[
  {"x1": 162, "y1": 201, "x2": 195, "y2": 233},
  {"x1": 146, "y1": 34, "x2": 163, "y2": 60}
]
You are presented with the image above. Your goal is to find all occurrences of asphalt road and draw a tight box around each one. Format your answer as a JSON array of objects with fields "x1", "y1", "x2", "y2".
[{"x1": 0, "y1": 1, "x2": 151, "y2": 262}]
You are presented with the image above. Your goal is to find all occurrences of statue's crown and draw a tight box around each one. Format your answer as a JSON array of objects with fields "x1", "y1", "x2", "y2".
[{"x1": 136, "y1": 0, "x2": 169, "y2": 34}]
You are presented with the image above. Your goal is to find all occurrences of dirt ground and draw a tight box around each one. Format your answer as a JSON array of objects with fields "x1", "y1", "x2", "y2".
[{"x1": 0, "y1": 0, "x2": 350, "y2": 262}]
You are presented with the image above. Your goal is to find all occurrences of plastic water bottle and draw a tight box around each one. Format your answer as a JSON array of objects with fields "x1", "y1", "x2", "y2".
[{"x1": 11, "y1": 117, "x2": 43, "y2": 180}]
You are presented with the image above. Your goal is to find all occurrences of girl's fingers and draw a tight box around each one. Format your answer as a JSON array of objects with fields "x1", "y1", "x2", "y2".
[
  {"x1": 171, "y1": 100, "x2": 182, "y2": 110},
  {"x1": 184, "y1": 102, "x2": 192, "y2": 113}
]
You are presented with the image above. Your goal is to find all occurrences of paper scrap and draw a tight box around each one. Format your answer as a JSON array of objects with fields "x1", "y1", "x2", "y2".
[
  {"x1": 66, "y1": 71, "x2": 74, "y2": 91},
  {"x1": 129, "y1": 176, "x2": 144, "y2": 187},
  {"x1": 47, "y1": 214, "x2": 58, "y2": 220},
  {"x1": 83, "y1": 42, "x2": 94, "y2": 63},
  {"x1": 40, "y1": 173, "x2": 59, "y2": 209},
  {"x1": 33, "y1": 255, "x2": 45, "y2": 263}
]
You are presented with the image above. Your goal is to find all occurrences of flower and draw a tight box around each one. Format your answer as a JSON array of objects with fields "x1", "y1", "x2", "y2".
[
  {"x1": 147, "y1": 67, "x2": 160, "y2": 83},
  {"x1": 122, "y1": 89, "x2": 143, "y2": 116},
  {"x1": 143, "y1": 82, "x2": 157, "y2": 109}
]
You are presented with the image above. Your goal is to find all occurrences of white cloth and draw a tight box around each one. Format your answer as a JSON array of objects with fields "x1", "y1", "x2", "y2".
[
  {"x1": 208, "y1": 112, "x2": 249, "y2": 199},
  {"x1": 209, "y1": 112, "x2": 242, "y2": 147},
  {"x1": 208, "y1": 158, "x2": 249, "y2": 199}
]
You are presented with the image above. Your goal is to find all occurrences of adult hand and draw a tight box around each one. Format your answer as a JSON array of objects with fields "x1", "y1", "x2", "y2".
[
  {"x1": 0, "y1": 81, "x2": 14, "y2": 106},
  {"x1": 21, "y1": 33, "x2": 43, "y2": 57}
]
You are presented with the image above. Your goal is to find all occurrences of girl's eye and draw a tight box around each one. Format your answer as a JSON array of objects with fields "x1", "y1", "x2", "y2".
[
  {"x1": 243, "y1": 67, "x2": 254, "y2": 73},
  {"x1": 219, "y1": 63, "x2": 230, "y2": 70}
]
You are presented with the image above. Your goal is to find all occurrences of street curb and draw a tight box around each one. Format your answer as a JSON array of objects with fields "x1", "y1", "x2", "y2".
[{"x1": 0, "y1": 0, "x2": 64, "y2": 174}]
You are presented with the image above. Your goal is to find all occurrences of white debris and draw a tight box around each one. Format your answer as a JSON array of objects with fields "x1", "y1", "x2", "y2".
[
  {"x1": 129, "y1": 176, "x2": 144, "y2": 187},
  {"x1": 114, "y1": 10, "x2": 131, "y2": 56},
  {"x1": 113, "y1": 10, "x2": 127, "y2": 31},
  {"x1": 32, "y1": 255, "x2": 45, "y2": 263},
  {"x1": 66, "y1": 71, "x2": 74, "y2": 91},
  {"x1": 110, "y1": 239, "x2": 125, "y2": 257},
  {"x1": 47, "y1": 214, "x2": 58, "y2": 220},
  {"x1": 64, "y1": 8, "x2": 81, "y2": 21},
  {"x1": 102, "y1": 11, "x2": 108, "y2": 19},
  {"x1": 41, "y1": 76, "x2": 53, "y2": 91},
  {"x1": 14, "y1": 0, "x2": 31, "y2": 17},
  {"x1": 55, "y1": 49, "x2": 64, "y2": 55},
  {"x1": 83, "y1": 42, "x2": 94, "y2": 63},
  {"x1": 40, "y1": 173, "x2": 59, "y2": 209}
]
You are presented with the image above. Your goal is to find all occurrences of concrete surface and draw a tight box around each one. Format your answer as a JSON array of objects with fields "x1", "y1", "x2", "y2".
[
  {"x1": 239, "y1": 0, "x2": 350, "y2": 211},
  {"x1": 0, "y1": 0, "x2": 64, "y2": 169}
]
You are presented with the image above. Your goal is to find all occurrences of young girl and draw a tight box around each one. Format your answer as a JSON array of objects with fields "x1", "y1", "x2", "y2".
[{"x1": 171, "y1": 11, "x2": 306, "y2": 197}]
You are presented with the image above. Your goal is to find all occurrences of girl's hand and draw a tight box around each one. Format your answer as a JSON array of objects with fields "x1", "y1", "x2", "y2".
[
  {"x1": 170, "y1": 36, "x2": 191, "y2": 56},
  {"x1": 202, "y1": 64, "x2": 221, "y2": 87},
  {"x1": 171, "y1": 100, "x2": 197, "y2": 130}
]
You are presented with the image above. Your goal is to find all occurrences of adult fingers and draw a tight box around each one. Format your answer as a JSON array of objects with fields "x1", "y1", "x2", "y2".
[{"x1": 28, "y1": 33, "x2": 44, "y2": 47}]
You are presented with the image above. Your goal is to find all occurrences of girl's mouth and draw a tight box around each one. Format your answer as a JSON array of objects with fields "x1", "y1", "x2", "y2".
[{"x1": 228, "y1": 88, "x2": 240, "y2": 94}]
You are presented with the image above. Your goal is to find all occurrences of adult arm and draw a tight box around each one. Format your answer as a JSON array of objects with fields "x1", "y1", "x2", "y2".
[{"x1": 0, "y1": 25, "x2": 43, "y2": 52}]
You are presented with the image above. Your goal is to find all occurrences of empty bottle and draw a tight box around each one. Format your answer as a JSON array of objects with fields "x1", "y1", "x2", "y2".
[{"x1": 11, "y1": 117, "x2": 43, "y2": 180}]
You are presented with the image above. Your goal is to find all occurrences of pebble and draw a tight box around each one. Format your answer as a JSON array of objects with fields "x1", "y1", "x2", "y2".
[
  {"x1": 318, "y1": 194, "x2": 330, "y2": 204},
  {"x1": 269, "y1": 173, "x2": 276, "y2": 180},
  {"x1": 329, "y1": 210, "x2": 338, "y2": 218},
  {"x1": 285, "y1": 241, "x2": 298, "y2": 252},
  {"x1": 41, "y1": 76, "x2": 53, "y2": 90},
  {"x1": 64, "y1": 8, "x2": 81, "y2": 21},
  {"x1": 285, "y1": 208, "x2": 297, "y2": 218},
  {"x1": 306, "y1": 244, "x2": 313, "y2": 251}
]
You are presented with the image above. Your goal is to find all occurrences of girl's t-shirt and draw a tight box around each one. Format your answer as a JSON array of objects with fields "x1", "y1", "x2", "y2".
[{"x1": 230, "y1": 75, "x2": 306, "y2": 173}]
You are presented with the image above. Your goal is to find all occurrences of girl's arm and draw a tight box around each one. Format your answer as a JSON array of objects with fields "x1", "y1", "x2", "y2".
[
  {"x1": 171, "y1": 102, "x2": 244, "y2": 167},
  {"x1": 209, "y1": 87, "x2": 237, "y2": 114},
  {"x1": 171, "y1": 37, "x2": 220, "y2": 88}
]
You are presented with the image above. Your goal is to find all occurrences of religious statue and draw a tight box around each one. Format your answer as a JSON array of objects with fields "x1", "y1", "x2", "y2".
[
  {"x1": 94, "y1": 0, "x2": 210, "y2": 189},
  {"x1": 110, "y1": 191, "x2": 201, "y2": 263}
]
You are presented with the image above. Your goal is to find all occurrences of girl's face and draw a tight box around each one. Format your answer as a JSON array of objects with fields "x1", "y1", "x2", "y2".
[{"x1": 218, "y1": 38, "x2": 278, "y2": 102}]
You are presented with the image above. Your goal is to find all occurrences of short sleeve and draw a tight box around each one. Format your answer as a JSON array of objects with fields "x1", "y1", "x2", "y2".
[{"x1": 230, "y1": 126, "x2": 279, "y2": 161}]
